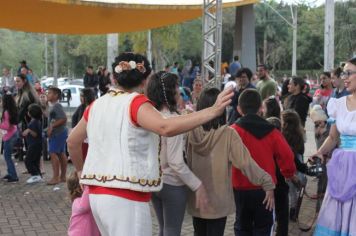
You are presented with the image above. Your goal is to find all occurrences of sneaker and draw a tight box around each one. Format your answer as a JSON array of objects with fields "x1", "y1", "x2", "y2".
[
  {"x1": 2, "y1": 174, "x2": 11, "y2": 180},
  {"x1": 7, "y1": 178, "x2": 19, "y2": 183},
  {"x1": 26, "y1": 175, "x2": 43, "y2": 184}
]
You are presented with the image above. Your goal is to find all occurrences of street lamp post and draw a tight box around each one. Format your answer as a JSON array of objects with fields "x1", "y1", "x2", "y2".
[
  {"x1": 262, "y1": 2, "x2": 297, "y2": 76},
  {"x1": 53, "y1": 34, "x2": 58, "y2": 86},
  {"x1": 324, "y1": 0, "x2": 334, "y2": 71},
  {"x1": 44, "y1": 34, "x2": 48, "y2": 77},
  {"x1": 147, "y1": 30, "x2": 152, "y2": 66},
  {"x1": 107, "y1": 34, "x2": 119, "y2": 73}
]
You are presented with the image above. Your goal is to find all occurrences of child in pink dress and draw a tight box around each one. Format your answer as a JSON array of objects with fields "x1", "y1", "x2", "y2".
[{"x1": 67, "y1": 171, "x2": 100, "y2": 236}]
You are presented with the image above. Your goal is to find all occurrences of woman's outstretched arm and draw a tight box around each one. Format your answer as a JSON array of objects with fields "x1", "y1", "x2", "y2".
[{"x1": 138, "y1": 88, "x2": 233, "y2": 137}]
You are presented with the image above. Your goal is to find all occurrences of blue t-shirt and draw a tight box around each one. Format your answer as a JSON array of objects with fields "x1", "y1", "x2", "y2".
[
  {"x1": 26, "y1": 119, "x2": 42, "y2": 146},
  {"x1": 229, "y1": 61, "x2": 241, "y2": 77},
  {"x1": 26, "y1": 74, "x2": 33, "y2": 85}
]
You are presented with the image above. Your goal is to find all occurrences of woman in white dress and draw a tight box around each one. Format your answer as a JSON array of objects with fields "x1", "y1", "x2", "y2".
[{"x1": 313, "y1": 56, "x2": 356, "y2": 235}]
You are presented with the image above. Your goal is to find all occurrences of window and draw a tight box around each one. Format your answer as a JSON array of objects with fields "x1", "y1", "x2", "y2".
[{"x1": 69, "y1": 87, "x2": 77, "y2": 94}]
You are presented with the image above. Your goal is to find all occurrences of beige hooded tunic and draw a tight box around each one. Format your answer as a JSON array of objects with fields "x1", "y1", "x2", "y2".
[{"x1": 186, "y1": 125, "x2": 275, "y2": 219}]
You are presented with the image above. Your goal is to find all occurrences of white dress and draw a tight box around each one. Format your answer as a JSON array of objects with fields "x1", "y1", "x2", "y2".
[{"x1": 314, "y1": 96, "x2": 356, "y2": 236}]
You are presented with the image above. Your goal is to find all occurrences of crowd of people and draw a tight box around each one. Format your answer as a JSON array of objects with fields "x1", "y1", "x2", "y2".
[
  {"x1": 0, "y1": 62, "x2": 68, "y2": 185},
  {"x1": 1, "y1": 54, "x2": 355, "y2": 236}
]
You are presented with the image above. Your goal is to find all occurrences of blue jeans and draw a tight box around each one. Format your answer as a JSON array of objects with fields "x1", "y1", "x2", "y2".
[
  {"x1": 151, "y1": 184, "x2": 188, "y2": 236},
  {"x1": 3, "y1": 132, "x2": 18, "y2": 179}
]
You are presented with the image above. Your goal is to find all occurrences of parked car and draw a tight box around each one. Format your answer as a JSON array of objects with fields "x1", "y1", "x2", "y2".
[
  {"x1": 69, "y1": 79, "x2": 84, "y2": 86},
  {"x1": 41, "y1": 77, "x2": 70, "y2": 89},
  {"x1": 58, "y1": 84, "x2": 83, "y2": 108}
]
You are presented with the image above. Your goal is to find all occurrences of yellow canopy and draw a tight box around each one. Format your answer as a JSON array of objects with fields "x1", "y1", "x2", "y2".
[{"x1": 1, "y1": 0, "x2": 257, "y2": 34}]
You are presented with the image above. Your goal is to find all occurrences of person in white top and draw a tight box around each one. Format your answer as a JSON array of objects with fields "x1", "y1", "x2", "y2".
[
  {"x1": 147, "y1": 71, "x2": 205, "y2": 236},
  {"x1": 67, "y1": 52, "x2": 234, "y2": 236},
  {"x1": 1, "y1": 68, "x2": 15, "y2": 93}
]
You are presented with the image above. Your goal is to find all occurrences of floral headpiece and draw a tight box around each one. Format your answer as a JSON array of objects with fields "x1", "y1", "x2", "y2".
[{"x1": 114, "y1": 61, "x2": 146, "y2": 74}]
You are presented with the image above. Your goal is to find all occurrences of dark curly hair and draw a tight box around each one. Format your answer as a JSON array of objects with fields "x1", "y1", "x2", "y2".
[
  {"x1": 112, "y1": 52, "x2": 152, "y2": 89},
  {"x1": 197, "y1": 88, "x2": 226, "y2": 131},
  {"x1": 290, "y1": 77, "x2": 306, "y2": 91},
  {"x1": 320, "y1": 71, "x2": 331, "y2": 89},
  {"x1": 281, "y1": 78, "x2": 290, "y2": 97},
  {"x1": 236, "y1": 67, "x2": 253, "y2": 80},
  {"x1": 1, "y1": 94, "x2": 18, "y2": 125},
  {"x1": 47, "y1": 86, "x2": 62, "y2": 99},
  {"x1": 264, "y1": 97, "x2": 281, "y2": 119},
  {"x1": 28, "y1": 104, "x2": 43, "y2": 120},
  {"x1": 332, "y1": 67, "x2": 343, "y2": 78},
  {"x1": 321, "y1": 71, "x2": 331, "y2": 78},
  {"x1": 81, "y1": 88, "x2": 96, "y2": 107},
  {"x1": 281, "y1": 109, "x2": 304, "y2": 155},
  {"x1": 146, "y1": 72, "x2": 179, "y2": 113}
]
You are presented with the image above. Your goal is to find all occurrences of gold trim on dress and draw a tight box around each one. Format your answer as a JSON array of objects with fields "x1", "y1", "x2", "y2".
[{"x1": 81, "y1": 173, "x2": 161, "y2": 187}]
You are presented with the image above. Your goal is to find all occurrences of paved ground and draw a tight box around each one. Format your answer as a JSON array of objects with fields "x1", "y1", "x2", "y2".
[{"x1": 0, "y1": 118, "x2": 319, "y2": 236}]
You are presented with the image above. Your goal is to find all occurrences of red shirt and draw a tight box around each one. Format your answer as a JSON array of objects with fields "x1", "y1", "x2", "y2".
[
  {"x1": 230, "y1": 124, "x2": 296, "y2": 190},
  {"x1": 83, "y1": 94, "x2": 153, "y2": 202}
]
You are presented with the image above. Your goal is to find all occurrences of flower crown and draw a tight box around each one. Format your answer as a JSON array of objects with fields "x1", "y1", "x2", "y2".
[{"x1": 114, "y1": 61, "x2": 146, "y2": 74}]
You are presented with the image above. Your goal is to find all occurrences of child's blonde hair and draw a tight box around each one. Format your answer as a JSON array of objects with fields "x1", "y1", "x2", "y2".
[{"x1": 67, "y1": 171, "x2": 83, "y2": 202}]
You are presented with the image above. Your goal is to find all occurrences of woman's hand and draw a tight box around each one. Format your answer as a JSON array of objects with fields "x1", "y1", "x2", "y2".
[
  {"x1": 263, "y1": 190, "x2": 275, "y2": 211},
  {"x1": 195, "y1": 184, "x2": 209, "y2": 213},
  {"x1": 137, "y1": 87, "x2": 234, "y2": 137},
  {"x1": 47, "y1": 125, "x2": 53, "y2": 137},
  {"x1": 22, "y1": 129, "x2": 30, "y2": 136},
  {"x1": 212, "y1": 87, "x2": 234, "y2": 116},
  {"x1": 309, "y1": 152, "x2": 325, "y2": 163}
]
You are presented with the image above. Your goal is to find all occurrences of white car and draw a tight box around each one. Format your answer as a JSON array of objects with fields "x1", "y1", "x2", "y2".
[
  {"x1": 41, "y1": 77, "x2": 70, "y2": 89},
  {"x1": 58, "y1": 84, "x2": 84, "y2": 108}
]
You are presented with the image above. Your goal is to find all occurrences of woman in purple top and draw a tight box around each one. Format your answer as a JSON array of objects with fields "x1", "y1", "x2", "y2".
[{"x1": 313, "y1": 57, "x2": 356, "y2": 235}]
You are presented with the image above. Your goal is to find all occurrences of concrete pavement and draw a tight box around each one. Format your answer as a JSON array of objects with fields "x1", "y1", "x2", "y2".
[{"x1": 0, "y1": 118, "x2": 319, "y2": 235}]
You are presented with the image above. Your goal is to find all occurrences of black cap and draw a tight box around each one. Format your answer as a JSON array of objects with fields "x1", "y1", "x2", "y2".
[{"x1": 20, "y1": 60, "x2": 27, "y2": 64}]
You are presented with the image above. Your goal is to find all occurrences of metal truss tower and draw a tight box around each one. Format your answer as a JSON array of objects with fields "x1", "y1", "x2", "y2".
[{"x1": 201, "y1": 0, "x2": 223, "y2": 89}]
